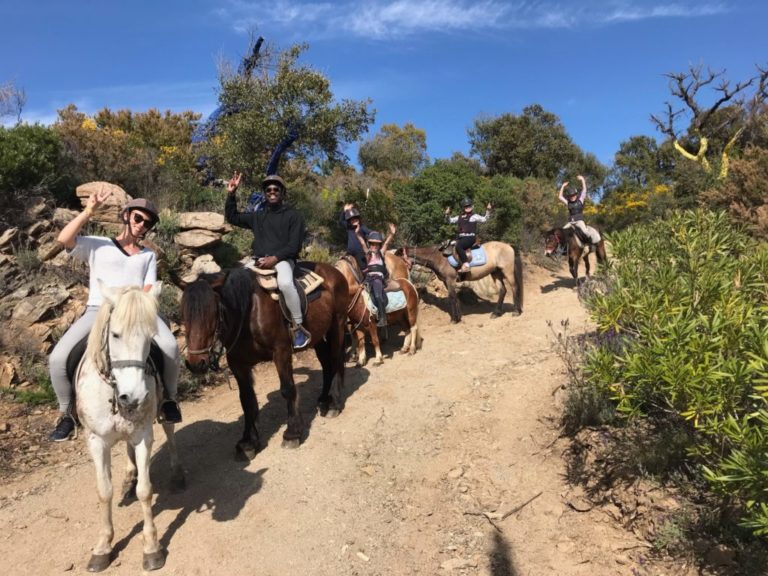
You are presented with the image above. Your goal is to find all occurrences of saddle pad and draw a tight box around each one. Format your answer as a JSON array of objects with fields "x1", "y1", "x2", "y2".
[
  {"x1": 362, "y1": 289, "x2": 407, "y2": 316},
  {"x1": 447, "y1": 245, "x2": 488, "y2": 268},
  {"x1": 246, "y1": 263, "x2": 323, "y2": 299}
]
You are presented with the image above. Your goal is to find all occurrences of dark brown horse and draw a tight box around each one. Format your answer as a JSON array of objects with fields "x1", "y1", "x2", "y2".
[
  {"x1": 402, "y1": 241, "x2": 523, "y2": 323},
  {"x1": 179, "y1": 263, "x2": 349, "y2": 460},
  {"x1": 334, "y1": 254, "x2": 420, "y2": 366},
  {"x1": 544, "y1": 226, "x2": 607, "y2": 285}
]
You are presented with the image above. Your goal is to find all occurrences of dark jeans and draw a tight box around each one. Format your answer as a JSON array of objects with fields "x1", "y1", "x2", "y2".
[
  {"x1": 455, "y1": 236, "x2": 475, "y2": 264},
  {"x1": 366, "y1": 274, "x2": 388, "y2": 311}
]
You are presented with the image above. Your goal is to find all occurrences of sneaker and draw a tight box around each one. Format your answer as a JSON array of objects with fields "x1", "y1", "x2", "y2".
[
  {"x1": 293, "y1": 327, "x2": 310, "y2": 350},
  {"x1": 49, "y1": 415, "x2": 76, "y2": 442},
  {"x1": 160, "y1": 400, "x2": 182, "y2": 423}
]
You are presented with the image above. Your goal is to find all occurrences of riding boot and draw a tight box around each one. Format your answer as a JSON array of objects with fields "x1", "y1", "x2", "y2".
[{"x1": 377, "y1": 304, "x2": 388, "y2": 327}]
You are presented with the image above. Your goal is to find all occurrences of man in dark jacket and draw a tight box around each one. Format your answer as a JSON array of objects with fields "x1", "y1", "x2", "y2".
[
  {"x1": 339, "y1": 202, "x2": 370, "y2": 273},
  {"x1": 225, "y1": 172, "x2": 310, "y2": 350}
]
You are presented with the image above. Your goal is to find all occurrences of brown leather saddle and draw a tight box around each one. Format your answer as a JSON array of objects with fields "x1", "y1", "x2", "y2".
[{"x1": 248, "y1": 262, "x2": 325, "y2": 321}]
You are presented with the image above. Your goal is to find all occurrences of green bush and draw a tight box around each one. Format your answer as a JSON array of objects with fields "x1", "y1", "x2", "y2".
[{"x1": 583, "y1": 209, "x2": 768, "y2": 534}]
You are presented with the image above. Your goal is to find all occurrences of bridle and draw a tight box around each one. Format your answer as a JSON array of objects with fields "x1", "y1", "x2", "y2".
[{"x1": 101, "y1": 318, "x2": 156, "y2": 414}]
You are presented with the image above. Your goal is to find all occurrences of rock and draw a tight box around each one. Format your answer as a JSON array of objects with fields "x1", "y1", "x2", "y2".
[
  {"x1": 75, "y1": 181, "x2": 130, "y2": 223},
  {"x1": 0, "y1": 361, "x2": 17, "y2": 389},
  {"x1": 440, "y1": 558, "x2": 477, "y2": 571},
  {"x1": 37, "y1": 240, "x2": 64, "y2": 262},
  {"x1": 0, "y1": 422, "x2": 9, "y2": 433},
  {"x1": 356, "y1": 551, "x2": 370, "y2": 562},
  {"x1": 11, "y1": 287, "x2": 70, "y2": 325},
  {"x1": 0, "y1": 227, "x2": 19, "y2": 251},
  {"x1": 178, "y1": 212, "x2": 228, "y2": 232},
  {"x1": 26, "y1": 220, "x2": 50, "y2": 238},
  {"x1": 52, "y1": 208, "x2": 79, "y2": 227},
  {"x1": 174, "y1": 229, "x2": 222, "y2": 249},
  {"x1": 8, "y1": 286, "x2": 31, "y2": 300},
  {"x1": 181, "y1": 254, "x2": 222, "y2": 282},
  {"x1": 447, "y1": 467, "x2": 464, "y2": 480}
]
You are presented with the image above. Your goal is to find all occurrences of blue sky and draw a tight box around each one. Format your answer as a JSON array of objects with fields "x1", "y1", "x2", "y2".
[{"x1": 2, "y1": 1, "x2": 766, "y2": 168}]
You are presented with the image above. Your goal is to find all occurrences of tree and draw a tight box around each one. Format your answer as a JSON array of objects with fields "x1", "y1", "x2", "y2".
[
  {"x1": 205, "y1": 42, "x2": 375, "y2": 182},
  {"x1": 0, "y1": 81, "x2": 26, "y2": 123},
  {"x1": 468, "y1": 104, "x2": 604, "y2": 185},
  {"x1": 358, "y1": 122, "x2": 428, "y2": 177},
  {"x1": 651, "y1": 64, "x2": 768, "y2": 180}
]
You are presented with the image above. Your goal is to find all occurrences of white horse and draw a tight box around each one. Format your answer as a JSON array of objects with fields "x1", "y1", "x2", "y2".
[{"x1": 76, "y1": 282, "x2": 185, "y2": 572}]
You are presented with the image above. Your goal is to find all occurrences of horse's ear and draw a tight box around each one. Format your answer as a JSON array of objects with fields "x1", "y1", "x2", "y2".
[
  {"x1": 99, "y1": 279, "x2": 118, "y2": 306},
  {"x1": 167, "y1": 267, "x2": 188, "y2": 290}
]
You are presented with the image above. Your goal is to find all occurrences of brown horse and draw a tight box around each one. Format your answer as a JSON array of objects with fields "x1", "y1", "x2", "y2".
[
  {"x1": 334, "y1": 254, "x2": 420, "y2": 366},
  {"x1": 179, "y1": 263, "x2": 349, "y2": 460},
  {"x1": 544, "y1": 227, "x2": 607, "y2": 285},
  {"x1": 402, "y1": 241, "x2": 523, "y2": 323}
]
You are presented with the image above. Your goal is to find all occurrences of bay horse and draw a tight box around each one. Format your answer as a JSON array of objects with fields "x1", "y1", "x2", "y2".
[
  {"x1": 544, "y1": 226, "x2": 607, "y2": 285},
  {"x1": 179, "y1": 262, "x2": 349, "y2": 461},
  {"x1": 76, "y1": 282, "x2": 184, "y2": 572},
  {"x1": 402, "y1": 241, "x2": 523, "y2": 323},
  {"x1": 334, "y1": 254, "x2": 420, "y2": 366}
]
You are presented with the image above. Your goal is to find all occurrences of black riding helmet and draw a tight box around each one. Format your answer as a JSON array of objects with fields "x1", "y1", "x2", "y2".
[
  {"x1": 262, "y1": 174, "x2": 286, "y2": 192},
  {"x1": 344, "y1": 207, "x2": 361, "y2": 221},
  {"x1": 460, "y1": 197, "x2": 473, "y2": 209},
  {"x1": 368, "y1": 231, "x2": 384, "y2": 244}
]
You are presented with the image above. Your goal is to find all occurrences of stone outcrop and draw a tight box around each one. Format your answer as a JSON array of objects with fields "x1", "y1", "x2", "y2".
[{"x1": 75, "y1": 181, "x2": 130, "y2": 225}]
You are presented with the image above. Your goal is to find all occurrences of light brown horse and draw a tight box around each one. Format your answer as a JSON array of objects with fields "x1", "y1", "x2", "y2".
[
  {"x1": 334, "y1": 253, "x2": 420, "y2": 366},
  {"x1": 179, "y1": 263, "x2": 349, "y2": 461},
  {"x1": 403, "y1": 241, "x2": 523, "y2": 323}
]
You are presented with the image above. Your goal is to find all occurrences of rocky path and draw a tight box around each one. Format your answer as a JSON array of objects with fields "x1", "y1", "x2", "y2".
[{"x1": 0, "y1": 262, "x2": 637, "y2": 575}]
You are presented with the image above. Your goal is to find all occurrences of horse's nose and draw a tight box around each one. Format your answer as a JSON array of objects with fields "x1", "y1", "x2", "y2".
[
  {"x1": 185, "y1": 358, "x2": 209, "y2": 374},
  {"x1": 117, "y1": 394, "x2": 139, "y2": 412}
]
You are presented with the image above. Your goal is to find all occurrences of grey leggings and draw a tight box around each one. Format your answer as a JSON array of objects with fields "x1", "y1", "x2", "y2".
[
  {"x1": 275, "y1": 260, "x2": 303, "y2": 325},
  {"x1": 49, "y1": 306, "x2": 180, "y2": 414}
]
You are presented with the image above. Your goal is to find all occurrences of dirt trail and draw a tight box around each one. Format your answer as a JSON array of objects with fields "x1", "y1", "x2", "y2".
[{"x1": 0, "y1": 262, "x2": 636, "y2": 575}]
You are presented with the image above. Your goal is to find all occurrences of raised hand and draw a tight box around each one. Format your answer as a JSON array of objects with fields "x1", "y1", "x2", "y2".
[
  {"x1": 486, "y1": 202, "x2": 493, "y2": 211},
  {"x1": 88, "y1": 185, "x2": 113, "y2": 211},
  {"x1": 577, "y1": 175, "x2": 585, "y2": 183},
  {"x1": 343, "y1": 202, "x2": 354, "y2": 211},
  {"x1": 444, "y1": 206, "x2": 451, "y2": 216},
  {"x1": 227, "y1": 171, "x2": 243, "y2": 194},
  {"x1": 388, "y1": 222, "x2": 397, "y2": 235}
]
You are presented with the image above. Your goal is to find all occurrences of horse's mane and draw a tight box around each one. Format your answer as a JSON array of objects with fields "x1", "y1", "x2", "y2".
[
  {"x1": 221, "y1": 268, "x2": 254, "y2": 319},
  {"x1": 404, "y1": 245, "x2": 443, "y2": 271},
  {"x1": 181, "y1": 278, "x2": 219, "y2": 328},
  {"x1": 86, "y1": 287, "x2": 158, "y2": 374}
]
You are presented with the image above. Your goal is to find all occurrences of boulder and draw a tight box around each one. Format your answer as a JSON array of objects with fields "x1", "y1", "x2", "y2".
[
  {"x1": 37, "y1": 240, "x2": 64, "y2": 262},
  {"x1": 26, "y1": 220, "x2": 50, "y2": 238},
  {"x1": 11, "y1": 287, "x2": 70, "y2": 325},
  {"x1": 182, "y1": 254, "x2": 222, "y2": 282},
  {"x1": 52, "y1": 208, "x2": 79, "y2": 227},
  {"x1": 26, "y1": 197, "x2": 50, "y2": 220},
  {"x1": 0, "y1": 227, "x2": 19, "y2": 252},
  {"x1": 178, "y1": 212, "x2": 228, "y2": 232},
  {"x1": 0, "y1": 361, "x2": 16, "y2": 389},
  {"x1": 174, "y1": 229, "x2": 221, "y2": 249},
  {"x1": 75, "y1": 181, "x2": 130, "y2": 224}
]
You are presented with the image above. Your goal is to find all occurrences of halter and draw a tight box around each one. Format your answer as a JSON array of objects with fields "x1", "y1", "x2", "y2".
[
  {"x1": 182, "y1": 295, "x2": 233, "y2": 372},
  {"x1": 101, "y1": 319, "x2": 156, "y2": 414}
]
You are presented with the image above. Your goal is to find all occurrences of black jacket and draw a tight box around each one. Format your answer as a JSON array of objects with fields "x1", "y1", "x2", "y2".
[{"x1": 225, "y1": 194, "x2": 306, "y2": 261}]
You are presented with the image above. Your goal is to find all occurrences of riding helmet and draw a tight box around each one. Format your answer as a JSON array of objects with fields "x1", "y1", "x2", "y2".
[
  {"x1": 262, "y1": 174, "x2": 286, "y2": 191},
  {"x1": 344, "y1": 207, "x2": 361, "y2": 221},
  {"x1": 122, "y1": 198, "x2": 159, "y2": 224},
  {"x1": 368, "y1": 231, "x2": 384, "y2": 244},
  {"x1": 460, "y1": 197, "x2": 473, "y2": 208}
]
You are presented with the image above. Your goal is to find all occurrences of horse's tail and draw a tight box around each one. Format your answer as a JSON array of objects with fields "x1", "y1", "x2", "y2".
[
  {"x1": 514, "y1": 246, "x2": 524, "y2": 314},
  {"x1": 222, "y1": 267, "x2": 254, "y2": 320}
]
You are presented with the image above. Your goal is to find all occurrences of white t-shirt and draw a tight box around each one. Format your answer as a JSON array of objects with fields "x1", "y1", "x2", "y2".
[{"x1": 69, "y1": 236, "x2": 157, "y2": 307}]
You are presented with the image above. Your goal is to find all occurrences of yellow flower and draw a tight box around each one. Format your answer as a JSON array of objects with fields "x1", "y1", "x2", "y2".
[{"x1": 80, "y1": 118, "x2": 97, "y2": 131}]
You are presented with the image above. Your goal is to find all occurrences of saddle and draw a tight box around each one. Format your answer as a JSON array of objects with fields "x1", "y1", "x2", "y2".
[{"x1": 248, "y1": 261, "x2": 325, "y2": 323}]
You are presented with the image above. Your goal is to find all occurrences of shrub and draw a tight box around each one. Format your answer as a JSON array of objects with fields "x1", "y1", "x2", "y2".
[{"x1": 583, "y1": 209, "x2": 768, "y2": 534}]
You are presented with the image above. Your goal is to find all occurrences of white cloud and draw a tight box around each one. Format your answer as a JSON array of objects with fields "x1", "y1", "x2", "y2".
[{"x1": 215, "y1": 0, "x2": 730, "y2": 38}]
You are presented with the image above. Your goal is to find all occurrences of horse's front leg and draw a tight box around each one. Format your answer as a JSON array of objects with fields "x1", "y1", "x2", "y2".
[
  {"x1": 133, "y1": 433, "x2": 164, "y2": 571},
  {"x1": 230, "y1": 361, "x2": 261, "y2": 461},
  {"x1": 584, "y1": 253, "x2": 592, "y2": 278},
  {"x1": 161, "y1": 421, "x2": 186, "y2": 492},
  {"x1": 86, "y1": 434, "x2": 115, "y2": 573},
  {"x1": 446, "y1": 279, "x2": 461, "y2": 323},
  {"x1": 369, "y1": 320, "x2": 384, "y2": 365},
  {"x1": 274, "y1": 346, "x2": 304, "y2": 448},
  {"x1": 119, "y1": 443, "x2": 138, "y2": 506},
  {"x1": 354, "y1": 326, "x2": 368, "y2": 367},
  {"x1": 569, "y1": 255, "x2": 579, "y2": 286}
]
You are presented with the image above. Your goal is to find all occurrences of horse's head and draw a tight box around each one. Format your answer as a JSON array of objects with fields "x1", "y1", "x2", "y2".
[
  {"x1": 90, "y1": 281, "x2": 160, "y2": 420},
  {"x1": 180, "y1": 273, "x2": 226, "y2": 374},
  {"x1": 544, "y1": 229, "x2": 562, "y2": 257}
]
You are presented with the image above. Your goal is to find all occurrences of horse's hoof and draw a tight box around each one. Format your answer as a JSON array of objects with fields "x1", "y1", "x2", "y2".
[
  {"x1": 324, "y1": 407, "x2": 341, "y2": 418},
  {"x1": 281, "y1": 437, "x2": 301, "y2": 449},
  {"x1": 87, "y1": 553, "x2": 112, "y2": 572},
  {"x1": 143, "y1": 550, "x2": 166, "y2": 571},
  {"x1": 235, "y1": 441, "x2": 259, "y2": 461},
  {"x1": 490, "y1": 311, "x2": 501, "y2": 319},
  {"x1": 399, "y1": 347, "x2": 409, "y2": 354},
  {"x1": 372, "y1": 357, "x2": 383, "y2": 366}
]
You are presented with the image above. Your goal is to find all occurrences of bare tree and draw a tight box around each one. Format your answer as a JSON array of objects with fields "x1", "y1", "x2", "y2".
[
  {"x1": 651, "y1": 64, "x2": 768, "y2": 180},
  {"x1": 0, "y1": 81, "x2": 26, "y2": 123}
]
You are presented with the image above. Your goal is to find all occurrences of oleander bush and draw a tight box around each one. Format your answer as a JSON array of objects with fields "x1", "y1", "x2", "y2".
[{"x1": 583, "y1": 209, "x2": 768, "y2": 535}]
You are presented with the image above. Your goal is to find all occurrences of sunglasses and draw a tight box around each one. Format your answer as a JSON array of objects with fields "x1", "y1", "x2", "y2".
[
  {"x1": 131, "y1": 212, "x2": 156, "y2": 228},
  {"x1": 264, "y1": 186, "x2": 282, "y2": 194}
]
